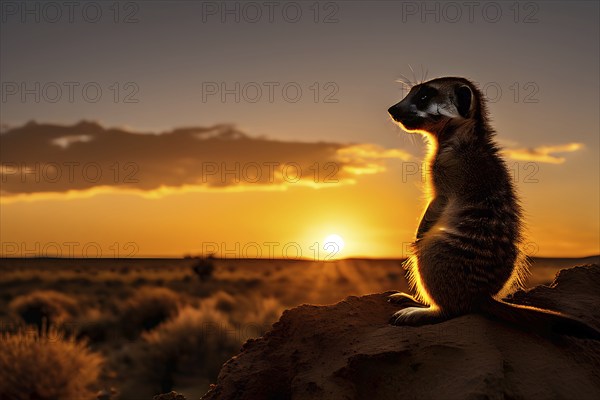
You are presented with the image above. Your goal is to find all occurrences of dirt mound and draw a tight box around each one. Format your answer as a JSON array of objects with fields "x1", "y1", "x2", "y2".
[{"x1": 202, "y1": 265, "x2": 600, "y2": 400}]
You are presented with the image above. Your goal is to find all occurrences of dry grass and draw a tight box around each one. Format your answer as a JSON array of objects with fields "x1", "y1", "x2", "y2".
[
  {"x1": 0, "y1": 327, "x2": 104, "y2": 400},
  {"x1": 0, "y1": 258, "x2": 411, "y2": 398}
]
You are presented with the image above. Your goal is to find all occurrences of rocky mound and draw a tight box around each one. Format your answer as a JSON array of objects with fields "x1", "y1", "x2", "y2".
[{"x1": 200, "y1": 264, "x2": 600, "y2": 400}]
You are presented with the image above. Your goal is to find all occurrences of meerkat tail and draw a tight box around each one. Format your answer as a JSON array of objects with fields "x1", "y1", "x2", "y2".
[{"x1": 480, "y1": 298, "x2": 600, "y2": 340}]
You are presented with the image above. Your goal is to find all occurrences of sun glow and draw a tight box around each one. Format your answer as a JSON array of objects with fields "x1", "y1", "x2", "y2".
[{"x1": 323, "y1": 234, "x2": 345, "y2": 259}]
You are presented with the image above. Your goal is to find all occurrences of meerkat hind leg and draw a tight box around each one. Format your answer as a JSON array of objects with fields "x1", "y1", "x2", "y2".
[
  {"x1": 390, "y1": 306, "x2": 445, "y2": 326},
  {"x1": 388, "y1": 292, "x2": 428, "y2": 308}
]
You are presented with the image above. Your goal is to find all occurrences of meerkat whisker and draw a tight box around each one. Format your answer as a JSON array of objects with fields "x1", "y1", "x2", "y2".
[
  {"x1": 396, "y1": 73, "x2": 414, "y2": 88},
  {"x1": 408, "y1": 64, "x2": 417, "y2": 86}
]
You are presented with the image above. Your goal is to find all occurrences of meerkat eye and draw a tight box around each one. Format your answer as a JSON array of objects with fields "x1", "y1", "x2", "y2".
[{"x1": 414, "y1": 86, "x2": 437, "y2": 109}]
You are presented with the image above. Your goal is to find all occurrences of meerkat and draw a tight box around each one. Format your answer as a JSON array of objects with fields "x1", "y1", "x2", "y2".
[{"x1": 387, "y1": 76, "x2": 600, "y2": 338}]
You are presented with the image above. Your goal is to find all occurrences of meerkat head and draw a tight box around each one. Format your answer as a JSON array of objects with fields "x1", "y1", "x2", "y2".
[{"x1": 388, "y1": 77, "x2": 484, "y2": 138}]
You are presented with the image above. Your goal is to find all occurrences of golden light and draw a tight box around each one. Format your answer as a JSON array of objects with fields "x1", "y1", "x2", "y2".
[{"x1": 323, "y1": 234, "x2": 345, "y2": 259}]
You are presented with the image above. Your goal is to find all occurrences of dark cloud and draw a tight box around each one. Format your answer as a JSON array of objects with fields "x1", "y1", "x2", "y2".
[{"x1": 0, "y1": 121, "x2": 412, "y2": 199}]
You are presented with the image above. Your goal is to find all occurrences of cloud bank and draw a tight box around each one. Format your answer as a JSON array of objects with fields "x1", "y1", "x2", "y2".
[
  {"x1": 1, "y1": 121, "x2": 581, "y2": 202},
  {"x1": 0, "y1": 121, "x2": 412, "y2": 200}
]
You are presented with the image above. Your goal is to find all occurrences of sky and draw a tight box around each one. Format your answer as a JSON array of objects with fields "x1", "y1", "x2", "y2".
[{"x1": 1, "y1": 0, "x2": 598, "y2": 258}]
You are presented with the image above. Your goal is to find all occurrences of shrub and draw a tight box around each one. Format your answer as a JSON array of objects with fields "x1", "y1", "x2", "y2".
[
  {"x1": 0, "y1": 328, "x2": 104, "y2": 400},
  {"x1": 119, "y1": 287, "x2": 181, "y2": 339},
  {"x1": 191, "y1": 258, "x2": 215, "y2": 282},
  {"x1": 211, "y1": 291, "x2": 237, "y2": 313},
  {"x1": 241, "y1": 296, "x2": 285, "y2": 336},
  {"x1": 8, "y1": 290, "x2": 79, "y2": 331},
  {"x1": 132, "y1": 305, "x2": 241, "y2": 395},
  {"x1": 203, "y1": 292, "x2": 285, "y2": 337},
  {"x1": 76, "y1": 309, "x2": 119, "y2": 344}
]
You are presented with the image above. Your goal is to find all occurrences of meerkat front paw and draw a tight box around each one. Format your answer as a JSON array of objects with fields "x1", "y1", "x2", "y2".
[
  {"x1": 389, "y1": 307, "x2": 443, "y2": 326},
  {"x1": 388, "y1": 292, "x2": 427, "y2": 309}
]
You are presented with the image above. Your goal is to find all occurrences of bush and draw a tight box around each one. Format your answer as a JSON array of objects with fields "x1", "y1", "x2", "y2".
[
  {"x1": 131, "y1": 305, "x2": 241, "y2": 395},
  {"x1": 204, "y1": 292, "x2": 285, "y2": 337},
  {"x1": 0, "y1": 328, "x2": 104, "y2": 400},
  {"x1": 211, "y1": 291, "x2": 236, "y2": 313},
  {"x1": 9, "y1": 290, "x2": 79, "y2": 331},
  {"x1": 191, "y1": 258, "x2": 215, "y2": 282},
  {"x1": 241, "y1": 296, "x2": 285, "y2": 336},
  {"x1": 76, "y1": 309, "x2": 119, "y2": 344},
  {"x1": 119, "y1": 287, "x2": 181, "y2": 339}
]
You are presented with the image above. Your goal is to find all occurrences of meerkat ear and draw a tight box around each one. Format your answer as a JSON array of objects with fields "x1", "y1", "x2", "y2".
[{"x1": 455, "y1": 85, "x2": 473, "y2": 118}]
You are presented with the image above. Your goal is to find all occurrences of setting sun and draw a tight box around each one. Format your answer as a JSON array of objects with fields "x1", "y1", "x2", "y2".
[{"x1": 324, "y1": 234, "x2": 346, "y2": 258}]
